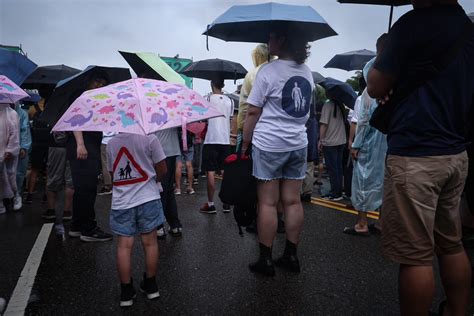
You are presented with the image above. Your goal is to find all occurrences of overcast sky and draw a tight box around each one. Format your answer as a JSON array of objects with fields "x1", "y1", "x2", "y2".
[{"x1": 1, "y1": 0, "x2": 473, "y2": 95}]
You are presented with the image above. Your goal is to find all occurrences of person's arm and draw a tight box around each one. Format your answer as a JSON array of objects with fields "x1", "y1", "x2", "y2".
[
  {"x1": 73, "y1": 131, "x2": 88, "y2": 160},
  {"x1": 241, "y1": 105, "x2": 262, "y2": 155},
  {"x1": 319, "y1": 123, "x2": 328, "y2": 151},
  {"x1": 154, "y1": 160, "x2": 167, "y2": 182},
  {"x1": 348, "y1": 122, "x2": 357, "y2": 150},
  {"x1": 367, "y1": 68, "x2": 396, "y2": 100}
]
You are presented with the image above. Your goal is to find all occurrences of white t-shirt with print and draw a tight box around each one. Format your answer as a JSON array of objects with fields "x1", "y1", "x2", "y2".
[
  {"x1": 247, "y1": 59, "x2": 315, "y2": 152},
  {"x1": 107, "y1": 133, "x2": 166, "y2": 210},
  {"x1": 204, "y1": 94, "x2": 233, "y2": 145}
]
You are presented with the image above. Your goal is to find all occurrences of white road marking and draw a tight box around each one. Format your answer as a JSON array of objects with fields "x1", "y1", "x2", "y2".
[{"x1": 4, "y1": 223, "x2": 53, "y2": 316}]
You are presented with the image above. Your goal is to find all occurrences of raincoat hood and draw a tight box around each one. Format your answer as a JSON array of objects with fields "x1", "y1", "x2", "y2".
[{"x1": 363, "y1": 57, "x2": 376, "y2": 82}]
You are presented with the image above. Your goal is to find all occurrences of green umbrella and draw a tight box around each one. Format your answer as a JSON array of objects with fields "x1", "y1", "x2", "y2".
[{"x1": 119, "y1": 51, "x2": 185, "y2": 85}]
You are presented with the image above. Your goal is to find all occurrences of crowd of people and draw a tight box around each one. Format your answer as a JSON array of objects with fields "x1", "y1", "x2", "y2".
[{"x1": 0, "y1": 0, "x2": 473, "y2": 313}]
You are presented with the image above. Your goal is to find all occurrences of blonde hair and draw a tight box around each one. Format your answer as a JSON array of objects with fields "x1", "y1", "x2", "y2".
[{"x1": 251, "y1": 44, "x2": 269, "y2": 68}]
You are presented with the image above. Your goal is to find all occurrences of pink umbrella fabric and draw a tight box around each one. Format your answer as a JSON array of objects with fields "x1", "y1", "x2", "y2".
[
  {"x1": 52, "y1": 78, "x2": 223, "y2": 135},
  {"x1": 0, "y1": 75, "x2": 29, "y2": 103}
]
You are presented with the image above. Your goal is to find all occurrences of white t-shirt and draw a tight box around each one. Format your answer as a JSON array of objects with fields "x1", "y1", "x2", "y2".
[
  {"x1": 247, "y1": 59, "x2": 315, "y2": 152},
  {"x1": 350, "y1": 96, "x2": 362, "y2": 124},
  {"x1": 204, "y1": 94, "x2": 233, "y2": 145},
  {"x1": 107, "y1": 133, "x2": 166, "y2": 210},
  {"x1": 154, "y1": 128, "x2": 180, "y2": 157}
]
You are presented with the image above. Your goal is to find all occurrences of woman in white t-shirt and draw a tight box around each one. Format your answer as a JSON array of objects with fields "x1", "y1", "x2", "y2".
[{"x1": 241, "y1": 30, "x2": 315, "y2": 277}]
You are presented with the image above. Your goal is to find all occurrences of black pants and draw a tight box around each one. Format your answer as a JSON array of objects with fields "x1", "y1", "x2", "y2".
[
  {"x1": 160, "y1": 156, "x2": 181, "y2": 228},
  {"x1": 70, "y1": 158, "x2": 99, "y2": 233},
  {"x1": 342, "y1": 147, "x2": 353, "y2": 198}
]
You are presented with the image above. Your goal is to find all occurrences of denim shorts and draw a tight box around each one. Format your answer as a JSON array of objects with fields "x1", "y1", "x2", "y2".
[
  {"x1": 110, "y1": 199, "x2": 165, "y2": 237},
  {"x1": 176, "y1": 147, "x2": 194, "y2": 162},
  {"x1": 252, "y1": 146, "x2": 307, "y2": 181}
]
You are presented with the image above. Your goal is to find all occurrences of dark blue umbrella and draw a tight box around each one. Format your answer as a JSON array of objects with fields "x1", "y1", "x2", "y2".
[
  {"x1": 320, "y1": 77, "x2": 357, "y2": 109},
  {"x1": 312, "y1": 71, "x2": 326, "y2": 84},
  {"x1": 40, "y1": 65, "x2": 131, "y2": 124},
  {"x1": 203, "y1": 2, "x2": 337, "y2": 45},
  {"x1": 324, "y1": 49, "x2": 376, "y2": 71},
  {"x1": 0, "y1": 48, "x2": 37, "y2": 85},
  {"x1": 180, "y1": 58, "x2": 247, "y2": 81}
]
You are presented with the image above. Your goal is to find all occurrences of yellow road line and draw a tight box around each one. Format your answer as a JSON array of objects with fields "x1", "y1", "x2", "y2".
[
  {"x1": 312, "y1": 197, "x2": 380, "y2": 218},
  {"x1": 311, "y1": 199, "x2": 380, "y2": 220}
]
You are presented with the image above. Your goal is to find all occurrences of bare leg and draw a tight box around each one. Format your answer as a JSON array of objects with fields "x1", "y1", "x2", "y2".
[
  {"x1": 257, "y1": 180, "x2": 280, "y2": 247},
  {"x1": 353, "y1": 211, "x2": 369, "y2": 232},
  {"x1": 399, "y1": 264, "x2": 435, "y2": 316},
  {"x1": 438, "y1": 251, "x2": 471, "y2": 316},
  {"x1": 141, "y1": 230, "x2": 158, "y2": 277},
  {"x1": 28, "y1": 168, "x2": 39, "y2": 194},
  {"x1": 175, "y1": 160, "x2": 183, "y2": 192},
  {"x1": 117, "y1": 236, "x2": 134, "y2": 284},
  {"x1": 65, "y1": 187, "x2": 74, "y2": 213},
  {"x1": 47, "y1": 191, "x2": 57, "y2": 210},
  {"x1": 280, "y1": 180, "x2": 304, "y2": 244},
  {"x1": 207, "y1": 171, "x2": 215, "y2": 203},
  {"x1": 185, "y1": 161, "x2": 193, "y2": 190}
]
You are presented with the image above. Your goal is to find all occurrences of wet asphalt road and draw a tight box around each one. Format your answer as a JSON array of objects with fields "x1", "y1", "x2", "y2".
[{"x1": 1, "y1": 178, "x2": 473, "y2": 315}]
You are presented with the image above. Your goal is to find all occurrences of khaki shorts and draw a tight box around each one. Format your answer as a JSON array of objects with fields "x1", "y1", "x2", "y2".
[
  {"x1": 47, "y1": 147, "x2": 73, "y2": 192},
  {"x1": 381, "y1": 152, "x2": 468, "y2": 266}
]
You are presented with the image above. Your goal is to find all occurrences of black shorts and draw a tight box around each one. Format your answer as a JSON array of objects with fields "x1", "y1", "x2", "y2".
[
  {"x1": 202, "y1": 144, "x2": 230, "y2": 172},
  {"x1": 30, "y1": 145, "x2": 49, "y2": 170}
]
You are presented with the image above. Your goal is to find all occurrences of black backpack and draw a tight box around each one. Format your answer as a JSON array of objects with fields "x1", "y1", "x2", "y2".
[{"x1": 233, "y1": 204, "x2": 257, "y2": 236}]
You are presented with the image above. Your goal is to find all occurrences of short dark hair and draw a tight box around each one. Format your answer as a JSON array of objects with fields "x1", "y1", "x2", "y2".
[
  {"x1": 376, "y1": 33, "x2": 388, "y2": 54},
  {"x1": 211, "y1": 79, "x2": 224, "y2": 90},
  {"x1": 272, "y1": 27, "x2": 311, "y2": 64}
]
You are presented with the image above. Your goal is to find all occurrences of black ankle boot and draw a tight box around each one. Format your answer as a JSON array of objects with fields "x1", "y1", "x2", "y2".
[
  {"x1": 140, "y1": 273, "x2": 160, "y2": 300},
  {"x1": 275, "y1": 240, "x2": 300, "y2": 273},
  {"x1": 249, "y1": 243, "x2": 275, "y2": 277}
]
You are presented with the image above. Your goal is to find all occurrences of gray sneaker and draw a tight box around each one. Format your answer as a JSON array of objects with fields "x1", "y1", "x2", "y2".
[{"x1": 80, "y1": 227, "x2": 113, "y2": 242}]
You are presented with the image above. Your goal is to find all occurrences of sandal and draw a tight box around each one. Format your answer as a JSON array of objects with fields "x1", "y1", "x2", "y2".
[{"x1": 343, "y1": 226, "x2": 370, "y2": 237}]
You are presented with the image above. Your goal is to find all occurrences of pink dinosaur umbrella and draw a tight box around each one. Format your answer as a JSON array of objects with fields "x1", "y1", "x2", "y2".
[
  {"x1": 0, "y1": 75, "x2": 29, "y2": 103},
  {"x1": 52, "y1": 78, "x2": 224, "y2": 135}
]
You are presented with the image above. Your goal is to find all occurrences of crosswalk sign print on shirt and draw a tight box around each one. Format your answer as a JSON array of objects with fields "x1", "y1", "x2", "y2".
[{"x1": 112, "y1": 147, "x2": 148, "y2": 186}]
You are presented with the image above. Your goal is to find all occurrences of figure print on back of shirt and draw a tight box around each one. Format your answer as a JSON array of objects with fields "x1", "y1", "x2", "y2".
[
  {"x1": 112, "y1": 147, "x2": 149, "y2": 186},
  {"x1": 282, "y1": 76, "x2": 312, "y2": 118}
]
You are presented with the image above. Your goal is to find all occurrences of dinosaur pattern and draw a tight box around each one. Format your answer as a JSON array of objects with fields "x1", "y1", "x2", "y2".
[
  {"x1": 97, "y1": 105, "x2": 115, "y2": 114},
  {"x1": 190, "y1": 102, "x2": 208, "y2": 115},
  {"x1": 92, "y1": 94, "x2": 111, "y2": 100},
  {"x1": 149, "y1": 108, "x2": 168, "y2": 126},
  {"x1": 157, "y1": 88, "x2": 180, "y2": 95},
  {"x1": 0, "y1": 82, "x2": 15, "y2": 91},
  {"x1": 64, "y1": 111, "x2": 94, "y2": 127},
  {"x1": 117, "y1": 111, "x2": 136, "y2": 128},
  {"x1": 145, "y1": 92, "x2": 159, "y2": 97},
  {"x1": 117, "y1": 91, "x2": 134, "y2": 99}
]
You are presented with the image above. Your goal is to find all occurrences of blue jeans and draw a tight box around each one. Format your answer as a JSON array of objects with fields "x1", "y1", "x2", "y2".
[
  {"x1": 324, "y1": 145, "x2": 345, "y2": 197},
  {"x1": 16, "y1": 155, "x2": 28, "y2": 196}
]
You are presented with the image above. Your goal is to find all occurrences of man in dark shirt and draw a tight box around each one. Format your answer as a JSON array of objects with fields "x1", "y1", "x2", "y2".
[
  {"x1": 67, "y1": 72, "x2": 112, "y2": 242},
  {"x1": 367, "y1": 1, "x2": 474, "y2": 314}
]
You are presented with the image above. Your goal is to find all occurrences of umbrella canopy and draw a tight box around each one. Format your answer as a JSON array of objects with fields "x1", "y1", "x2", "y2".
[
  {"x1": 0, "y1": 48, "x2": 37, "y2": 85},
  {"x1": 203, "y1": 2, "x2": 337, "y2": 44},
  {"x1": 312, "y1": 71, "x2": 326, "y2": 84},
  {"x1": 469, "y1": 12, "x2": 474, "y2": 22},
  {"x1": 22, "y1": 64, "x2": 81, "y2": 89},
  {"x1": 0, "y1": 75, "x2": 29, "y2": 103},
  {"x1": 119, "y1": 51, "x2": 185, "y2": 85},
  {"x1": 324, "y1": 49, "x2": 376, "y2": 71},
  {"x1": 41, "y1": 65, "x2": 131, "y2": 125},
  {"x1": 23, "y1": 92, "x2": 41, "y2": 103},
  {"x1": 337, "y1": 0, "x2": 411, "y2": 30},
  {"x1": 180, "y1": 59, "x2": 247, "y2": 81},
  {"x1": 52, "y1": 78, "x2": 223, "y2": 135},
  {"x1": 320, "y1": 77, "x2": 358, "y2": 109}
]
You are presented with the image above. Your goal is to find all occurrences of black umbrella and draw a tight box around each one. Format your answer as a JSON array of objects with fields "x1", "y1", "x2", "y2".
[
  {"x1": 320, "y1": 77, "x2": 358, "y2": 109},
  {"x1": 338, "y1": 0, "x2": 411, "y2": 30},
  {"x1": 468, "y1": 12, "x2": 473, "y2": 22},
  {"x1": 324, "y1": 49, "x2": 376, "y2": 71},
  {"x1": 180, "y1": 58, "x2": 247, "y2": 81},
  {"x1": 22, "y1": 64, "x2": 81, "y2": 89},
  {"x1": 40, "y1": 65, "x2": 131, "y2": 125},
  {"x1": 312, "y1": 71, "x2": 326, "y2": 84}
]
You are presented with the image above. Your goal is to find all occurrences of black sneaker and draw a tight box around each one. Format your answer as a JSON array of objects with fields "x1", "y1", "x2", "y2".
[
  {"x1": 222, "y1": 204, "x2": 231, "y2": 213},
  {"x1": 139, "y1": 273, "x2": 160, "y2": 300},
  {"x1": 249, "y1": 257, "x2": 275, "y2": 277},
  {"x1": 169, "y1": 227, "x2": 182, "y2": 237},
  {"x1": 41, "y1": 209, "x2": 56, "y2": 220},
  {"x1": 68, "y1": 227, "x2": 81, "y2": 238},
  {"x1": 200, "y1": 203, "x2": 217, "y2": 214},
  {"x1": 24, "y1": 193, "x2": 33, "y2": 204},
  {"x1": 80, "y1": 227, "x2": 113, "y2": 242},
  {"x1": 274, "y1": 255, "x2": 301, "y2": 273},
  {"x1": 120, "y1": 281, "x2": 136, "y2": 307}
]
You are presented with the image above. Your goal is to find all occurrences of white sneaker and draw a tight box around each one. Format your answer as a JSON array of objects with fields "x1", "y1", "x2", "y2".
[
  {"x1": 13, "y1": 194, "x2": 22, "y2": 211},
  {"x1": 157, "y1": 227, "x2": 166, "y2": 239}
]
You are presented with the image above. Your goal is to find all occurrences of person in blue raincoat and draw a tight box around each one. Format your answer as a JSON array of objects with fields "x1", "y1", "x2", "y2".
[
  {"x1": 13, "y1": 102, "x2": 32, "y2": 211},
  {"x1": 343, "y1": 36, "x2": 388, "y2": 236}
]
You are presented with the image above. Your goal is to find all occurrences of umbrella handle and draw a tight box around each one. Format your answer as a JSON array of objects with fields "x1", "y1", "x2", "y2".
[
  {"x1": 234, "y1": 69, "x2": 237, "y2": 84},
  {"x1": 181, "y1": 116, "x2": 188, "y2": 152},
  {"x1": 206, "y1": 25, "x2": 210, "y2": 51}
]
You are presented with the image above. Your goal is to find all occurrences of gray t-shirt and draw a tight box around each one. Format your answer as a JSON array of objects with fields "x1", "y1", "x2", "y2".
[
  {"x1": 153, "y1": 128, "x2": 180, "y2": 158},
  {"x1": 320, "y1": 101, "x2": 347, "y2": 147}
]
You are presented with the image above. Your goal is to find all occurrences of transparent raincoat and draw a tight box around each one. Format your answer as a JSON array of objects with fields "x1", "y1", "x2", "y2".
[
  {"x1": 0, "y1": 104, "x2": 20, "y2": 199},
  {"x1": 351, "y1": 58, "x2": 387, "y2": 212}
]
